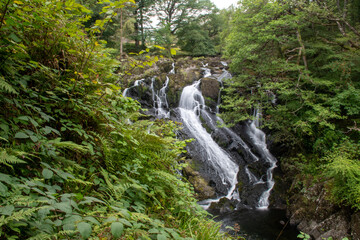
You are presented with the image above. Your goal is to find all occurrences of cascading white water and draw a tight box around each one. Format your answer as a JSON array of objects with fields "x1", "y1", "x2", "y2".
[
  {"x1": 123, "y1": 61, "x2": 278, "y2": 210},
  {"x1": 179, "y1": 79, "x2": 239, "y2": 208},
  {"x1": 123, "y1": 79, "x2": 145, "y2": 97},
  {"x1": 169, "y1": 62, "x2": 175, "y2": 74},
  {"x1": 247, "y1": 109, "x2": 277, "y2": 209},
  {"x1": 215, "y1": 69, "x2": 276, "y2": 209},
  {"x1": 151, "y1": 77, "x2": 170, "y2": 118}
]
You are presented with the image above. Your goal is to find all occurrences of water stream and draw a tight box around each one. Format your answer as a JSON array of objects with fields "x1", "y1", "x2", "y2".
[
  {"x1": 178, "y1": 80, "x2": 239, "y2": 207},
  {"x1": 122, "y1": 60, "x2": 297, "y2": 239}
]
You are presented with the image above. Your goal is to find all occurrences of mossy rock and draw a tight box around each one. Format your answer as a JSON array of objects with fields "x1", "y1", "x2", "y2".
[
  {"x1": 183, "y1": 163, "x2": 216, "y2": 201},
  {"x1": 201, "y1": 77, "x2": 220, "y2": 100}
]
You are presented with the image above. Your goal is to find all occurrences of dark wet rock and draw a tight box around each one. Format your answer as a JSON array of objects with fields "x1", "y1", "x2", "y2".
[
  {"x1": 285, "y1": 176, "x2": 352, "y2": 240},
  {"x1": 240, "y1": 182, "x2": 268, "y2": 207},
  {"x1": 157, "y1": 59, "x2": 173, "y2": 73},
  {"x1": 208, "y1": 197, "x2": 238, "y2": 214},
  {"x1": 183, "y1": 162, "x2": 216, "y2": 201},
  {"x1": 296, "y1": 212, "x2": 350, "y2": 240},
  {"x1": 167, "y1": 67, "x2": 201, "y2": 107},
  {"x1": 351, "y1": 211, "x2": 360, "y2": 239},
  {"x1": 201, "y1": 77, "x2": 220, "y2": 111}
]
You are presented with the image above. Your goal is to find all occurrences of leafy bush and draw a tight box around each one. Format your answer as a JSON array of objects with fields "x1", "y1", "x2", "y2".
[
  {"x1": 323, "y1": 140, "x2": 360, "y2": 210},
  {"x1": 0, "y1": 0, "x2": 229, "y2": 239}
]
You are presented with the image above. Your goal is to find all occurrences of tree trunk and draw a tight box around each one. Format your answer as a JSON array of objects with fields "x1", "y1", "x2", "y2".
[
  {"x1": 140, "y1": 7, "x2": 145, "y2": 48},
  {"x1": 134, "y1": 9, "x2": 140, "y2": 50},
  {"x1": 120, "y1": 8, "x2": 123, "y2": 58}
]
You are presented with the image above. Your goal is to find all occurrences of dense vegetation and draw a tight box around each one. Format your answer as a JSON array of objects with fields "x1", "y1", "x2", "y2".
[
  {"x1": 2, "y1": 0, "x2": 360, "y2": 238},
  {"x1": 220, "y1": 0, "x2": 360, "y2": 211},
  {"x1": 0, "y1": 0, "x2": 230, "y2": 239}
]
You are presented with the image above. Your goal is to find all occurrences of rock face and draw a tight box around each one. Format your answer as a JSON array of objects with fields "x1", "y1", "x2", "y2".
[
  {"x1": 285, "y1": 176, "x2": 354, "y2": 240},
  {"x1": 201, "y1": 77, "x2": 220, "y2": 111},
  {"x1": 183, "y1": 162, "x2": 216, "y2": 200},
  {"x1": 201, "y1": 77, "x2": 220, "y2": 100},
  {"x1": 351, "y1": 212, "x2": 360, "y2": 239}
]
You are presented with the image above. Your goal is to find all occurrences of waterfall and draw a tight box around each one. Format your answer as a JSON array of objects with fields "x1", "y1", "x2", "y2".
[
  {"x1": 169, "y1": 62, "x2": 175, "y2": 74},
  {"x1": 123, "y1": 79, "x2": 145, "y2": 97},
  {"x1": 151, "y1": 77, "x2": 170, "y2": 118},
  {"x1": 247, "y1": 109, "x2": 277, "y2": 209},
  {"x1": 179, "y1": 79, "x2": 239, "y2": 208},
  {"x1": 123, "y1": 60, "x2": 278, "y2": 210}
]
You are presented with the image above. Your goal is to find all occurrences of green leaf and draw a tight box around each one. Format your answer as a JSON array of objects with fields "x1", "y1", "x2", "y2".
[
  {"x1": 118, "y1": 218, "x2": 132, "y2": 227},
  {"x1": 54, "y1": 219, "x2": 62, "y2": 226},
  {"x1": 0, "y1": 182, "x2": 8, "y2": 194},
  {"x1": 17, "y1": 116, "x2": 29, "y2": 121},
  {"x1": 29, "y1": 117, "x2": 39, "y2": 127},
  {"x1": 30, "y1": 135, "x2": 39, "y2": 142},
  {"x1": 77, "y1": 222, "x2": 92, "y2": 239},
  {"x1": 84, "y1": 216, "x2": 100, "y2": 225},
  {"x1": 157, "y1": 234, "x2": 167, "y2": 240},
  {"x1": 53, "y1": 202, "x2": 72, "y2": 214},
  {"x1": 14, "y1": 132, "x2": 29, "y2": 139},
  {"x1": 111, "y1": 222, "x2": 124, "y2": 238},
  {"x1": 9, "y1": 33, "x2": 22, "y2": 43},
  {"x1": 105, "y1": 87, "x2": 113, "y2": 95},
  {"x1": 0, "y1": 205, "x2": 14, "y2": 216},
  {"x1": 104, "y1": 216, "x2": 117, "y2": 223},
  {"x1": 42, "y1": 169, "x2": 53, "y2": 179},
  {"x1": 63, "y1": 215, "x2": 82, "y2": 226},
  {"x1": 0, "y1": 173, "x2": 13, "y2": 183},
  {"x1": 149, "y1": 228, "x2": 160, "y2": 234}
]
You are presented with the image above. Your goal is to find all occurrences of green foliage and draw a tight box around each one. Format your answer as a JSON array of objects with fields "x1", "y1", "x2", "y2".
[
  {"x1": 297, "y1": 231, "x2": 311, "y2": 239},
  {"x1": 220, "y1": 0, "x2": 360, "y2": 212},
  {"x1": 297, "y1": 231, "x2": 349, "y2": 240},
  {"x1": 221, "y1": 0, "x2": 360, "y2": 153},
  {"x1": 0, "y1": 0, "x2": 228, "y2": 239},
  {"x1": 177, "y1": 23, "x2": 217, "y2": 56},
  {"x1": 323, "y1": 140, "x2": 360, "y2": 210}
]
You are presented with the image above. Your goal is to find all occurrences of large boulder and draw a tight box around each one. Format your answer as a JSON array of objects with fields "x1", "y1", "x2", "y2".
[
  {"x1": 201, "y1": 77, "x2": 220, "y2": 100},
  {"x1": 183, "y1": 163, "x2": 216, "y2": 201},
  {"x1": 201, "y1": 77, "x2": 220, "y2": 111},
  {"x1": 208, "y1": 197, "x2": 238, "y2": 214},
  {"x1": 166, "y1": 66, "x2": 202, "y2": 107}
]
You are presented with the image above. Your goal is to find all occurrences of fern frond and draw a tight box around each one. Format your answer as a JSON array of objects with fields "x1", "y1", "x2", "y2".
[
  {"x1": 66, "y1": 178, "x2": 93, "y2": 186},
  {"x1": 28, "y1": 233, "x2": 54, "y2": 240},
  {"x1": 0, "y1": 76, "x2": 18, "y2": 94},
  {"x1": 0, "y1": 149, "x2": 26, "y2": 168},
  {"x1": 56, "y1": 229, "x2": 77, "y2": 237},
  {"x1": 1, "y1": 206, "x2": 46, "y2": 226},
  {"x1": 55, "y1": 156, "x2": 86, "y2": 170},
  {"x1": 101, "y1": 169, "x2": 133, "y2": 200},
  {"x1": 48, "y1": 138, "x2": 90, "y2": 153}
]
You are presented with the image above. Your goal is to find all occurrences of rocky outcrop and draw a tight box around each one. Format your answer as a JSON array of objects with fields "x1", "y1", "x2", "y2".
[
  {"x1": 183, "y1": 162, "x2": 216, "y2": 201},
  {"x1": 208, "y1": 197, "x2": 238, "y2": 214},
  {"x1": 351, "y1": 212, "x2": 360, "y2": 239},
  {"x1": 201, "y1": 77, "x2": 220, "y2": 111},
  {"x1": 285, "y1": 175, "x2": 354, "y2": 239},
  {"x1": 166, "y1": 66, "x2": 202, "y2": 107}
]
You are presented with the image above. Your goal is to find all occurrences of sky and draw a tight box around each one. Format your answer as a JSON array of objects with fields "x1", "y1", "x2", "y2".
[{"x1": 211, "y1": 0, "x2": 239, "y2": 9}]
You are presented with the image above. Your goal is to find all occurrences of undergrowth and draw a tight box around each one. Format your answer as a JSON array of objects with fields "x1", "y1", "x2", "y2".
[{"x1": 0, "y1": 0, "x2": 230, "y2": 239}]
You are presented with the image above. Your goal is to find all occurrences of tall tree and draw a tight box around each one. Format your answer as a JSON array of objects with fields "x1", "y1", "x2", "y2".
[
  {"x1": 133, "y1": 0, "x2": 154, "y2": 50},
  {"x1": 221, "y1": 0, "x2": 360, "y2": 151},
  {"x1": 154, "y1": 0, "x2": 215, "y2": 34}
]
